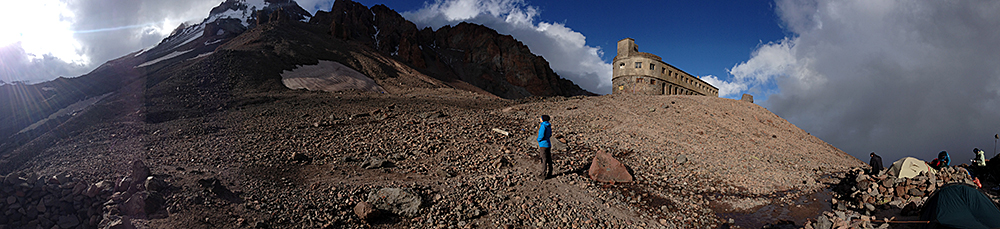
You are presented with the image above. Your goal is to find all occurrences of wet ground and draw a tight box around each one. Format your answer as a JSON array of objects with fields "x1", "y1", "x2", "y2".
[{"x1": 714, "y1": 189, "x2": 833, "y2": 228}]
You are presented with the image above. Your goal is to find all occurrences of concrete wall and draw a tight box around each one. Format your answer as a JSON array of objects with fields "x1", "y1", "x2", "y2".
[{"x1": 611, "y1": 38, "x2": 718, "y2": 96}]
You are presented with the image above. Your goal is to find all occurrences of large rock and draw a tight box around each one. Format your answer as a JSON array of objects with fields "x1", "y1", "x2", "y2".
[
  {"x1": 588, "y1": 150, "x2": 633, "y2": 183},
  {"x1": 120, "y1": 191, "x2": 165, "y2": 217},
  {"x1": 367, "y1": 188, "x2": 422, "y2": 217},
  {"x1": 129, "y1": 160, "x2": 150, "y2": 184}
]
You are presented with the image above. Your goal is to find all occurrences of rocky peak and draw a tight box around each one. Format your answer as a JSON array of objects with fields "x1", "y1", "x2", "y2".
[{"x1": 311, "y1": 0, "x2": 593, "y2": 99}]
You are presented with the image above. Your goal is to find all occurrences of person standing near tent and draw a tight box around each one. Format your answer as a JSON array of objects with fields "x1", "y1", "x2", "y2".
[
  {"x1": 931, "y1": 151, "x2": 951, "y2": 169},
  {"x1": 869, "y1": 152, "x2": 884, "y2": 175},
  {"x1": 973, "y1": 148, "x2": 987, "y2": 167},
  {"x1": 537, "y1": 115, "x2": 553, "y2": 179}
]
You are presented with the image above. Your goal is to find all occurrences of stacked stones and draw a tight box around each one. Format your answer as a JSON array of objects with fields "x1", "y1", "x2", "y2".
[
  {"x1": 805, "y1": 166, "x2": 980, "y2": 229},
  {"x1": 0, "y1": 160, "x2": 168, "y2": 229},
  {"x1": 0, "y1": 172, "x2": 104, "y2": 228},
  {"x1": 834, "y1": 167, "x2": 976, "y2": 213}
]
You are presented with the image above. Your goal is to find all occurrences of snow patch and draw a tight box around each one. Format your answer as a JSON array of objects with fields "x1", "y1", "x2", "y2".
[
  {"x1": 204, "y1": 39, "x2": 223, "y2": 46},
  {"x1": 177, "y1": 31, "x2": 204, "y2": 48},
  {"x1": 187, "y1": 52, "x2": 214, "y2": 61},
  {"x1": 135, "y1": 49, "x2": 195, "y2": 68},
  {"x1": 280, "y1": 60, "x2": 384, "y2": 93},
  {"x1": 18, "y1": 92, "x2": 113, "y2": 134},
  {"x1": 134, "y1": 48, "x2": 148, "y2": 57}
]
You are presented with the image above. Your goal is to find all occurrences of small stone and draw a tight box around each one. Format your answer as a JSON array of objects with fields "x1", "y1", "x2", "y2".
[
  {"x1": 57, "y1": 215, "x2": 80, "y2": 228},
  {"x1": 675, "y1": 155, "x2": 688, "y2": 165},
  {"x1": 6, "y1": 196, "x2": 15, "y2": 204},
  {"x1": 290, "y1": 152, "x2": 309, "y2": 162},
  {"x1": 361, "y1": 158, "x2": 391, "y2": 169},
  {"x1": 815, "y1": 215, "x2": 833, "y2": 229},
  {"x1": 354, "y1": 201, "x2": 380, "y2": 221}
]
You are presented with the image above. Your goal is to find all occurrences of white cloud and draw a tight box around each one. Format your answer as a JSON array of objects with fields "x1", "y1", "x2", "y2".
[
  {"x1": 402, "y1": 0, "x2": 612, "y2": 94},
  {"x1": 727, "y1": 0, "x2": 1000, "y2": 162},
  {"x1": 700, "y1": 75, "x2": 746, "y2": 98},
  {"x1": 0, "y1": 0, "x2": 223, "y2": 84}
]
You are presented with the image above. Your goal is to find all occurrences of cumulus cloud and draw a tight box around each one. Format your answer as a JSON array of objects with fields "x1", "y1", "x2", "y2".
[
  {"x1": 402, "y1": 0, "x2": 612, "y2": 94},
  {"x1": 724, "y1": 0, "x2": 1000, "y2": 162},
  {"x1": 0, "y1": 42, "x2": 88, "y2": 83},
  {"x1": 0, "y1": 0, "x2": 222, "y2": 84},
  {"x1": 700, "y1": 75, "x2": 746, "y2": 98}
]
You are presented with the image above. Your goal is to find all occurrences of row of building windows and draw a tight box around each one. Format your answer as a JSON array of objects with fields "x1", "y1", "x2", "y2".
[
  {"x1": 627, "y1": 61, "x2": 715, "y2": 94},
  {"x1": 631, "y1": 77, "x2": 701, "y2": 95}
]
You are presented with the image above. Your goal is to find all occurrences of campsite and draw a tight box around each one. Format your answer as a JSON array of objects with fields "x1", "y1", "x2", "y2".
[{"x1": 799, "y1": 155, "x2": 1000, "y2": 229}]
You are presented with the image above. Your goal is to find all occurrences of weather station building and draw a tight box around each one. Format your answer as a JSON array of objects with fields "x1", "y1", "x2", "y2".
[{"x1": 612, "y1": 38, "x2": 718, "y2": 96}]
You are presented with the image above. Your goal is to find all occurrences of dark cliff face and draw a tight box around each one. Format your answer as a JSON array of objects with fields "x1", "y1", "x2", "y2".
[{"x1": 310, "y1": 0, "x2": 593, "y2": 99}]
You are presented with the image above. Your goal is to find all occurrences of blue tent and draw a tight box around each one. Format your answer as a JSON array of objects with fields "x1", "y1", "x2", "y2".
[{"x1": 920, "y1": 184, "x2": 1000, "y2": 229}]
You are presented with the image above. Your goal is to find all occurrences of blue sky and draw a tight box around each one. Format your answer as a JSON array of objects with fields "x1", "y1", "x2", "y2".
[{"x1": 4, "y1": 0, "x2": 1000, "y2": 164}]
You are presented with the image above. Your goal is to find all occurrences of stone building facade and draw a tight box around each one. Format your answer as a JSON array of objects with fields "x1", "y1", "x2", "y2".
[{"x1": 612, "y1": 38, "x2": 718, "y2": 96}]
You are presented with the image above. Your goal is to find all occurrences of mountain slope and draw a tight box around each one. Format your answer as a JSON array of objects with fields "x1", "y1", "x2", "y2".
[
  {"x1": 0, "y1": 0, "x2": 591, "y2": 165},
  {"x1": 311, "y1": 0, "x2": 594, "y2": 98}
]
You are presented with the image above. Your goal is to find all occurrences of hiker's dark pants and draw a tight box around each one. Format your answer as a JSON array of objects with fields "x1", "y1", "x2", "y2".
[{"x1": 539, "y1": 147, "x2": 552, "y2": 177}]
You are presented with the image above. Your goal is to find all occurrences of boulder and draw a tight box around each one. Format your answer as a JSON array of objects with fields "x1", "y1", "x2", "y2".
[
  {"x1": 354, "y1": 201, "x2": 380, "y2": 221},
  {"x1": 144, "y1": 176, "x2": 167, "y2": 193},
  {"x1": 588, "y1": 150, "x2": 633, "y2": 183},
  {"x1": 367, "y1": 188, "x2": 422, "y2": 217},
  {"x1": 129, "y1": 160, "x2": 150, "y2": 184},
  {"x1": 120, "y1": 191, "x2": 164, "y2": 217}
]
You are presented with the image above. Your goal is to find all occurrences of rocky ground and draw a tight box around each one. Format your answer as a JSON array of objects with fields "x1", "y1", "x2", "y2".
[
  {"x1": 799, "y1": 164, "x2": 1000, "y2": 229},
  {"x1": 1, "y1": 88, "x2": 866, "y2": 228}
]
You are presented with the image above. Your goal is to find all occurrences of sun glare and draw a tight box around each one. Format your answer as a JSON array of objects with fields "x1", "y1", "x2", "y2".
[{"x1": 0, "y1": 0, "x2": 87, "y2": 65}]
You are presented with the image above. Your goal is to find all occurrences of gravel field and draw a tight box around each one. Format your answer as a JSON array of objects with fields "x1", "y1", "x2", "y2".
[{"x1": 2, "y1": 87, "x2": 865, "y2": 228}]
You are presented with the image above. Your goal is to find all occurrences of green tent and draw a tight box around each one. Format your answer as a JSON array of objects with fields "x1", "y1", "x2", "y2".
[{"x1": 920, "y1": 184, "x2": 1000, "y2": 229}]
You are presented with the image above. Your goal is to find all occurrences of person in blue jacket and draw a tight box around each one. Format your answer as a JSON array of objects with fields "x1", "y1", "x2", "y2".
[
  {"x1": 537, "y1": 115, "x2": 553, "y2": 179},
  {"x1": 931, "y1": 151, "x2": 951, "y2": 169}
]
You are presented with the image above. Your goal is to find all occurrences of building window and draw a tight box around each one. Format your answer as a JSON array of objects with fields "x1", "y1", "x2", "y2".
[
  {"x1": 637, "y1": 78, "x2": 643, "y2": 83},
  {"x1": 635, "y1": 62, "x2": 642, "y2": 68},
  {"x1": 650, "y1": 79, "x2": 655, "y2": 84},
  {"x1": 618, "y1": 62, "x2": 625, "y2": 68},
  {"x1": 649, "y1": 63, "x2": 655, "y2": 70},
  {"x1": 661, "y1": 67, "x2": 666, "y2": 74}
]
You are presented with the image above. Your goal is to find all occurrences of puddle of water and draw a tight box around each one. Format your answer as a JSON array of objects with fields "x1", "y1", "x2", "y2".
[{"x1": 714, "y1": 189, "x2": 832, "y2": 228}]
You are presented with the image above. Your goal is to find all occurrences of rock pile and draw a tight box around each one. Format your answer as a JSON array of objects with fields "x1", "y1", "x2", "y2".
[
  {"x1": 0, "y1": 171, "x2": 105, "y2": 228},
  {"x1": 0, "y1": 160, "x2": 169, "y2": 229},
  {"x1": 833, "y1": 167, "x2": 976, "y2": 213},
  {"x1": 805, "y1": 166, "x2": 981, "y2": 229}
]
